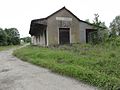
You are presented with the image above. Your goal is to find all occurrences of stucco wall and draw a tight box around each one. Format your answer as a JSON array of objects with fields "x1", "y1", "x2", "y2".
[
  {"x1": 79, "y1": 22, "x2": 94, "y2": 43},
  {"x1": 47, "y1": 9, "x2": 80, "y2": 45}
]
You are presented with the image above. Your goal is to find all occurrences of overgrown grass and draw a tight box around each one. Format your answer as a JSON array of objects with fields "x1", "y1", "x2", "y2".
[{"x1": 13, "y1": 44, "x2": 120, "y2": 90}]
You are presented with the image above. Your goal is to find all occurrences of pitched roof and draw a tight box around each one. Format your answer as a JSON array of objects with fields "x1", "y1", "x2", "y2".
[
  {"x1": 31, "y1": 7, "x2": 105, "y2": 28},
  {"x1": 46, "y1": 7, "x2": 94, "y2": 26}
]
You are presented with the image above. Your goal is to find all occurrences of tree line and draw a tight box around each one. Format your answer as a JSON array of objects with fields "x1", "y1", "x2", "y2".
[{"x1": 0, "y1": 28, "x2": 20, "y2": 46}]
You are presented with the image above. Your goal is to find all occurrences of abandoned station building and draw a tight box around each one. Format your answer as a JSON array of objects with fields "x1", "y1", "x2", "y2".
[{"x1": 29, "y1": 7, "x2": 98, "y2": 46}]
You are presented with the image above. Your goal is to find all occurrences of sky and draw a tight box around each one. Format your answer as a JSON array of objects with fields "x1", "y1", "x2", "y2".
[{"x1": 0, "y1": 0, "x2": 120, "y2": 37}]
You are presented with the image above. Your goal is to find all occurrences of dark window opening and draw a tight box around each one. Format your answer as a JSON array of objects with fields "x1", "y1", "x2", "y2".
[
  {"x1": 86, "y1": 29, "x2": 97, "y2": 43},
  {"x1": 59, "y1": 28, "x2": 70, "y2": 44}
]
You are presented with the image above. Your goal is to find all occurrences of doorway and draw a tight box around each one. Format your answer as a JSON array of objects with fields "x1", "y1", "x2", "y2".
[{"x1": 59, "y1": 28, "x2": 70, "y2": 44}]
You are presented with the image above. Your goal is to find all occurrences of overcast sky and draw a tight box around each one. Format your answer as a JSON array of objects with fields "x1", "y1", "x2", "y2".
[{"x1": 0, "y1": 0, "x2": 120, "y2": 37}]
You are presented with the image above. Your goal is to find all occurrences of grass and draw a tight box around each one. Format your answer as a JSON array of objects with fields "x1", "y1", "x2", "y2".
[
  {"x1": 13, "y1": 44, "x2": 120, "y2": 90},
  {"x1": 0, "y1": 45, "x2": 20, "y2": 51}
]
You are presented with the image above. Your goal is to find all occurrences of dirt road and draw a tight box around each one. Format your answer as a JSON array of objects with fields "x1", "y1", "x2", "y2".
[{"x1": 0, "y1": 46, "x2": 98, "y2": 90}]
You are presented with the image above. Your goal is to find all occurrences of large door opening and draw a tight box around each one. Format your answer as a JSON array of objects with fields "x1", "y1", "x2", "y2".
[{"x1": 59, "y1": 28, "x2": 70, "y2": 44}]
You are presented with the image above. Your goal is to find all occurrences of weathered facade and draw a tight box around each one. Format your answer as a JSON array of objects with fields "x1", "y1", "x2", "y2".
[{"x1": 29, "y1": 7, "x2": 97, "y2": 46}]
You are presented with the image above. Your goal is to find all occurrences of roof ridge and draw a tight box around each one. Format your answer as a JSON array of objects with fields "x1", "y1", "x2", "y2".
[
  {"x1": 31, "y1": 7, "x2": 105, "y2": 29},
  {"x1": 46, "y1": 6, "x2": 66, "y2": 19}
]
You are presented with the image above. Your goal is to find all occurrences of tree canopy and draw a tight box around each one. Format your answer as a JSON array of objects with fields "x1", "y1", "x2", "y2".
[
  {"x1": 109, "y1": 15, "x2": 120, "y2": 36},
  {"x1": 0, "y1": 28, "x2": 20, "y2": 46},
  {"x1": 93, "y1": 13, "x2": 107, "y2": 28},
  {"x1": 0, "y1": 28, "x2": 7, "y2": 46},
  {"x1": 21, "y1": 36, "x2": 31, "y2": 43}
]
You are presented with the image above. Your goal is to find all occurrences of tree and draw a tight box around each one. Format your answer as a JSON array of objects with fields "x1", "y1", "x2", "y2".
[
  {"x1": 109, "y1": 15, "x2": 120, "y2": 36},
  {"x1": 89, "y1": 13, "x2": 108, "y2": 44},
  {"x1": 0, "y1": 28, "x2": 7, "y2": 46},
  {"x1": 93, "y1": 14, "x2": 101, "y2": 26},
  {"x1": 0, "y1": 27, "x2": 20, "y2": 46},
  {"x1": 93, "y1": 13, "x2": 107, "y2": 28},
  {"x1": 5, "y1": 28, "x2": 20, "y2": 45},
  {"x1": 21, "y1": 36, "x2": 31, "y2": 43}
]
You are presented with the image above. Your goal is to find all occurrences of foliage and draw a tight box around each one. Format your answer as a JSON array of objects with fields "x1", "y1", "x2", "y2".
[
  {"x1": 5, "y1": 28, "x2": 20, "y2": 45},
  {"x1": 106, "y1": 36, "x2": 120, "y2": 47},
  {"x1": 0, "y1": 28, "x2": 20, "y2": 46},
  {"x1": 93, "y1": 14, "x2": 107, "y2": 28},
  {"x1": 0, "y1": 28, "x2": 7, "y2": 46},
  {"x1": 21, "y1": 36, "x2": 31, "y2": 43},
  {"x1": 93, "y1": 14, "x2": 102, "y2": 27},
  {"x1": 13, "y1": 43, "x2": 120, "y2": 90},
  {"x1": 90, "y1": 14, "x2": 109, "y2": 44},
  {"x1": 109, "y1": 15, "x2": 120, "y2": 36}
]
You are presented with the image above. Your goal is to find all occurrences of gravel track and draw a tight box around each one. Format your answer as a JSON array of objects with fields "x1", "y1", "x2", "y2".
[{"x1": 0, "y1": 46, "x2": 98, "y2": 90}]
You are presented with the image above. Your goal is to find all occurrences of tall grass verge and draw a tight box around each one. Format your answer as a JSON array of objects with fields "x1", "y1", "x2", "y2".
[{"x1": 13, "y1": 44, "x2": 120, "y2": 90}]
